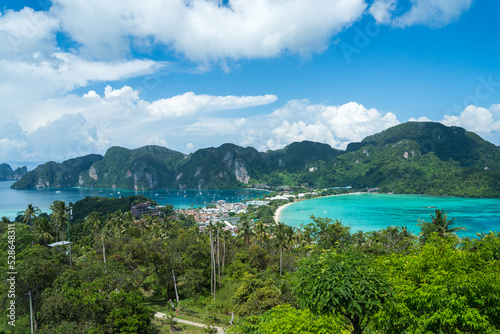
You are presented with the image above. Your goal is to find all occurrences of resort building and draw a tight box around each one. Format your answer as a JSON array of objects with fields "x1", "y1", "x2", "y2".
[{"x1": 131, "y1": 202, "x2": 160, "y2": 218}]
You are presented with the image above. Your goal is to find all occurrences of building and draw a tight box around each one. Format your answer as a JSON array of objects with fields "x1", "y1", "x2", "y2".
[{"x1": 131, "y1": 202, "x2": 160, "y2": 218}]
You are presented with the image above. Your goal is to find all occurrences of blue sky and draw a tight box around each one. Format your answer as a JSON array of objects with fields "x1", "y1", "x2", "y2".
[{"x1": 1, "y1": 0, "x2": 499, "y2": 168}]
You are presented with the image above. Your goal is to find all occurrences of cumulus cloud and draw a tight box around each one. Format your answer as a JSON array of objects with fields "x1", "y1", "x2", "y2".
[
  {"x1": 51, "y1": 0, "x2": 366, "y2": 61},
  {"x1": 0, "y1": 86, "x2": 278, "y2": 162},
  {"x1": 148, "y1": 93, "x2": 277, "y2": 118},
  {"x1": 370, "y1": 0, "x2": 473, "y2": 27},
  {"x1": 27, "y1": 113, "x2": 107, "y2": 161},
  {"x1": 0, "y1": 7, "x2": 59, "y2": 58},
  {"x1": 0, "y1": 114, "x2": 106, "y2": 162},
  {"x1": 441, "y1": 105, "x2": 500, "y2": 133},
  {"x1": 409, "y1": 116, "x2": 432, "y2": 122},
  {"x1": 0, "y1": 122, "x2": 29, "y2": 162},
  {"x1": 240, "y1": 100, "x2": 400, "y2": 150}
]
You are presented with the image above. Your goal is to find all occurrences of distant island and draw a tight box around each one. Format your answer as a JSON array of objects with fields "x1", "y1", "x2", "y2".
[
  {"x1": 11, "y1": 121, "x2": 500, "y2": 198},
  {"x1": 0, "y1": 163, "x2": 27, "y2": 181}
]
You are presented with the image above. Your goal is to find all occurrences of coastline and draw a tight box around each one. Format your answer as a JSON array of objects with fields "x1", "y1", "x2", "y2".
[
  {"x1": 274, "y1": 201, "x2": 295, "y2": 223},
  {"x1": 273, "y1": 191, "x2": 368, "y2": 223}
]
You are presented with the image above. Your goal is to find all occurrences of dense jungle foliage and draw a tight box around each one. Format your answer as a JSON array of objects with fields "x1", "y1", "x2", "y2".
[{"x1": 1, "y1": 195, "x2": 499, "y2": 333}]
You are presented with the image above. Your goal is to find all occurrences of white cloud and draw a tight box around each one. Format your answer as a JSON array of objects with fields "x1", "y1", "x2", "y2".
[
  {"x1": 441, "y1": 105, "x2": 500, "y2": 133},
  {"x1": 240, "y1": 100, "x2": 400, "y2": 150},
  {"x1": 0, "y1": 86, "x2": 278, "y2": 162},
  {"x1": 148, "y1": 92, "x2": 277, "y2": 118},
  {"x1": 27, "y1": 113, "x2": 107, "y2": 161},
  {"x1": 147, "y1": 136, "x2": 168, "y2": 146},
  {"x1": 0, "y1": 53, "x2": 164, "y2": 98},
  {"x1": 369, "y1": 0, "x2": 396, "y2": 24},
  {"x1": 0, "y1": 114, "x2": 107, "y2": 162},
  {"x1": 0, "y1": 7, "x2": 59, "y2": 58},
  {"x1": 370, "y1": 0, "x2": 472, "y2": 27},
  {"x1": 0, "y1": 53, "x2": 167, "y2": 134},
  {"x1": 52, "y1": 0, "x2": 367, "y2": 61},
  {"x1": 409, "y1": 116, "x2": 432, "y2": 122}
]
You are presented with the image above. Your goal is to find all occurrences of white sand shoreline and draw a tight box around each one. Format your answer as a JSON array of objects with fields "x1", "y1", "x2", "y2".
[{"x1": 273, "y1": 191, "x2": 368, "y2": 223}]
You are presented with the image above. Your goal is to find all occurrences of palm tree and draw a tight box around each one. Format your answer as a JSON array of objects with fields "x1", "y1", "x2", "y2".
[
  {"x1": 85, "y1": 212, "x2": 109, "y2": 264},
  {"x1": 285, "y1": 225, "x2": 295, "y2": 253},
  {"x1": 255, "y1": 220, "x2": 266, "y2": 245},
  {"x1": 110, "y1": 211, "x2": 129, "y2": 239},
  {"x1": 275, "y1": 222, "x2": 286, "y2": 276},
  {"x1": 417, "y1": 209, "x2": 466, "y2": 241},
  {"x1": 50, "y1": 201, "x2": 68, "y2": 241},
  {"x1": 123, "y1": 211, "x2": 135, "y2": 232},
  {"x1": 294, "y1": 227, "x2": 304, "y2": 249},
  {"x1": 239, "y1": 218, "x2": 253, "y2": 247},
  {"x1": 19, "y1": 203, "x2": 41, "y2": 225},
  {"x1": 33, "y1": 217, "x2": 54, "y2": 245},
  {"x1": 2, "y1": 216, "x2": 11, "y2": 224},
  {"x1": 142, "y1": 215, "x2": 156, "y2": 237},
  {"x1": 84, "y1": 212, "x2": 102, "y2": 237}
]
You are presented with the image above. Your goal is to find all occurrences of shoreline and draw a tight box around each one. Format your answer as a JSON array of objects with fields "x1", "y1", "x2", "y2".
[{"x1": 273, "y1": 191, "x2": 368, "y2": 223}]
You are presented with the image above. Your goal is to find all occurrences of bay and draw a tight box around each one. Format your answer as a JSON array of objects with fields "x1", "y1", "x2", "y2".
[
  {"x1": 0, "y1": 180, "x2": 268, "y2": 219},
  {"x1": 278, "y1": 193, "x2": 500, "y2": 238}
]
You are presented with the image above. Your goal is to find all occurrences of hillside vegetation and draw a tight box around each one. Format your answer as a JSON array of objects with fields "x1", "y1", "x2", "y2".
[{"x1": 2, "y1": 198, "x2": 499, "y2": 333}]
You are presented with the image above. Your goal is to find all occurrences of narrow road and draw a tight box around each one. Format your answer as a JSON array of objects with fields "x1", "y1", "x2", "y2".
[{"x1": 155, "y1": 311, "x2": 226, "y2": 333}]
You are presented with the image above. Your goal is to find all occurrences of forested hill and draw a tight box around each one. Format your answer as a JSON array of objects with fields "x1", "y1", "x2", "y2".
[
  {"x1": 0, "y1": 163, "x2": 27, "y2": 180},
  {"x1": 11, "y1": 122, "x2": 500, "y2": 197}
]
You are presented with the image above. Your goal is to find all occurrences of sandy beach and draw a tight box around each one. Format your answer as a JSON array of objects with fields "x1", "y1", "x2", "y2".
[
  {"x1": 273, "y1": 192, "x2": 367, "y2": 223},
  {"x1": 273, "y1": 201, "x2": 295, "y2": 223}
]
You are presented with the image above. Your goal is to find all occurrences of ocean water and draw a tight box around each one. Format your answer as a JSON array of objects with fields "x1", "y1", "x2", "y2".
[
  {"x1": 0, "y1": 180, "x2": 268, "y2": 219},
  {"x1": 278, "y1": 193, "x2": 500, "y2": 238}
]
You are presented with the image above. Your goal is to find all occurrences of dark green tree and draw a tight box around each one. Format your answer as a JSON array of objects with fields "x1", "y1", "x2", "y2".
[
  {"x1": 294, "y1": 250, "x2": 392, "y2": 334},
  {"x1": 303, "y1": 215, "x2": 351, "y2": 249}
]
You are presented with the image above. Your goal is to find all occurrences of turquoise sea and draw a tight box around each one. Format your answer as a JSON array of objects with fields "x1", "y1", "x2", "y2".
[
  {"x1": 0, "y1": 180, "x2": 268, "y2": 219},
  {"x1": 278, "y1": 193, "x2": 500, "y2": 238}
]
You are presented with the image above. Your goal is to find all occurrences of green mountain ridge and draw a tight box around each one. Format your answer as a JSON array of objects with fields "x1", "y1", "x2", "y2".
[
  {"x1": 11, "y1": 122, "x2": 500, "y2": 197},
  {"x1": 11, "y1": 154, "x2": 103, "y2": 189},
  {"x1": 0, "y1": 163, "x2": 27, "y2": 180}
]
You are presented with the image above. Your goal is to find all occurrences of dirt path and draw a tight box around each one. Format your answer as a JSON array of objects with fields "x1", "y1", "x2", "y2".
[{"x1": 155, "y1": 312, "x2": 226, "y2": 333}]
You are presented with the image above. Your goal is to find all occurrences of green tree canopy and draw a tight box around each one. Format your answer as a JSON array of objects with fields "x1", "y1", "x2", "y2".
[
  {"x1": 294, "y1": 250, "x2": 391, "y2": 334},
  {"x1": 374, "y1": 234, "x2": 500, "y2": 333},
  {"x1": 417, "y1": 209, "x2": 466, "y2": 242}
]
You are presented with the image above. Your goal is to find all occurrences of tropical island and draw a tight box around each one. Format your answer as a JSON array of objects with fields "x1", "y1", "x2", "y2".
[
  {"x1": 1, "y1": 192, "x2": 499, "y2": 333},
  {"x1": 0, "y1": 164, "x2": 27, "y2": 181},
  {"x1": 2, "y1": 0, "x2": 500, "y2": 332},
  {"x1": 9, "y1": 121, "x2": 500, "y2": 198}
]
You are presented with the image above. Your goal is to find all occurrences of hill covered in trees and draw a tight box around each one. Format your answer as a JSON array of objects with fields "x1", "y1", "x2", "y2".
[{"x1": 11, "y1": 122, "x2": 500, "y2": 197}]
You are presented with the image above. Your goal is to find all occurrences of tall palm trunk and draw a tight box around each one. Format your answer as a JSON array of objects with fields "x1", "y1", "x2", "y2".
[
  {"x1": 210, "y1": 228, "x2": 213, "y2": 295},
  {"x1": 217, "y1": 226, "x2": 221, "y2": 288},
  {"x1": 102, "y1": 236, "x2": 107, "y2": 264},
  {"x1": 211, "y1": 229, "x2": 216, "y2": 302},
  {"x1": 280, "y1": 244, "x2": 283, "y2": 277}
]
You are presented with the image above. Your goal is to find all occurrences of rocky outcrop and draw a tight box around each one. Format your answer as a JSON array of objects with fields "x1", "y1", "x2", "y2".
[{"x1": 0, "y1": 164, "x2": 27, "y2": 180}]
